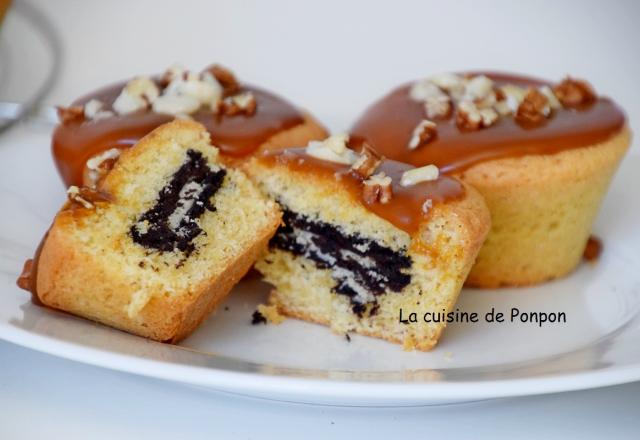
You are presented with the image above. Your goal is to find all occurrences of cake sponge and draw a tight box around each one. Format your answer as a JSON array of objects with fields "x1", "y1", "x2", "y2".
[
  {"x1": 35, "y1": 120, "x2": 281, "y2": 342},
  {"x1": 247, "y1": 143, "x2": 490, "y2": 350}
]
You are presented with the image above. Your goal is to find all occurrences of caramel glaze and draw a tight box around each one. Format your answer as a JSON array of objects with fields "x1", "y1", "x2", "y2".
[
  {"x1": 257, "y1": 147, "x2": 464, "y2": 234},
  {"x1": 53, "y1": 78, "x2": 306, "y2": 187},
  {"x1": 350, "y1": 72, "x2": 626, "y2": 173}
]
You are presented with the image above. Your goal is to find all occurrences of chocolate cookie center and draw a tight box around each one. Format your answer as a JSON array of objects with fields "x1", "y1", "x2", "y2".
[
  {"x1": 130, "y1": 149, "x2": 226, "y2": 254},
  {"x1": 271, "y1": 208, "x2": 412, "y2": 315}
]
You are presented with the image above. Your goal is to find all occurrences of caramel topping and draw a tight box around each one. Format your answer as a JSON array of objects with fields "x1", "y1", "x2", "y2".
[
  {"x1": 258, "y1": 147, "x2": 464, "y2": 234},
  {"x1": 53, "y1": 74, "x2": 305, "y2": 187},
  {"x1": 350, "y1": 72, "x2": 626, "y2": 173}
]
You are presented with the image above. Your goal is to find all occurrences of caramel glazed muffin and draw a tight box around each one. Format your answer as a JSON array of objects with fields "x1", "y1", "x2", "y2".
[
  {"x1": 52, "y1": 63, "x2": 327, "y2": 188},
  {"x1": 350, "y1": 72, "x2": 630, "y2": 287},
  {"x1": 17, "y1": 121, "x2": 281, "y2": 342},
  {"x1": 246, "y1": 134, "x2": 490, "y2": 351}
]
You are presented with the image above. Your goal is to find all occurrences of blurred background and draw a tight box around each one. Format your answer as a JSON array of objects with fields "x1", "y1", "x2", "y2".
[{"x1": 1, "y1": 0, "x2": 639, "y2": 136}]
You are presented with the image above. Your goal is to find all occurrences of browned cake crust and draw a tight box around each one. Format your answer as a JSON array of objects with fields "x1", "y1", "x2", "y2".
[{"x1": 36, "y1": 121, "x2": 282, "y2": 342}]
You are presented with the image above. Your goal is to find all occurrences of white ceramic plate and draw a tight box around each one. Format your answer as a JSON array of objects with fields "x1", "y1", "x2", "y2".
[{"x1": 1, "y1": 126, "x2": 639, "y2": 406}]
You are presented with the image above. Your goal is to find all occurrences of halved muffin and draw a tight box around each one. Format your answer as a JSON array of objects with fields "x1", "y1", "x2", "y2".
[
  {"x1": 245, "y1": 135, "x2": 490, "y2": 350},
  {"x1": 24, "y1": 120, "x2": 281, "y2": 342}
]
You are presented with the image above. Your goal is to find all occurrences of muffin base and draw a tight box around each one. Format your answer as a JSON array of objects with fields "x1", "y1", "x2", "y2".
[{"x1": 461, "y1": 126, "x2": 631, "y2": 288}]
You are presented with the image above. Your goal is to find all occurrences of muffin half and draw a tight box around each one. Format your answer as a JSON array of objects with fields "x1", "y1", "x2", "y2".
[
  {"x1": 245, "y1": 135, "x2": 490, "y2": 350},
  {"x1": 19, "y1": 120, "x2": 281, "y2": 342}
]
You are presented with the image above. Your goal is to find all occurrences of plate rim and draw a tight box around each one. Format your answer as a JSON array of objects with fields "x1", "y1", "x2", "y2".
[{"x1": 3, "y1": 320, "x2": 640, "y2": 405}]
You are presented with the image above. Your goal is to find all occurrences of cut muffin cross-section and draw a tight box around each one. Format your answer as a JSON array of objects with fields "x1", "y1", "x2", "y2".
[
  {"x1": 246, "y1": 135, "x2": 490, "y2": 351},
  {"x1": 23, "y1": 120, "x2": 281, "y2": 342}
]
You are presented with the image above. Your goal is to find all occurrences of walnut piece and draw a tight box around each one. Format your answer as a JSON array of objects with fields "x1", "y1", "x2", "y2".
[
  {"x1": 83, "y1": 99, "x2": 114, "y2": 120},
  {"x1": 425, "y1": 96, "x2": 452, "y2": 119},
  {"x1": 515, "y1": 87, "x2": 550, "y2": 124},
  {"x1": 400, "y1": 164, "x2": 439, "y2": 186},
  {"x1": 351, "y1": 143, "x2": 383, "y2": 179},
  {"x1": 113, "y1": 76, "x2": 159, "y2": 115},
  {"x1": 456, "y1": 101, "x2": 483, "y2": 130},
  {"x1": 84, "y1": 148, "x2": 122, "y2": 187},
  {"x1": 56, "y1": 106, "x2": 85, "y2": 124},
  {"x1": 553, "y1": 77, "x2": 596, "y2": 107},
  {"x1": 208, "y1": 64, "x2": 240, "y2": 95},
  {"x1": 363, "y1": 172, "x2": 393, "y2": 204},
  {"x1": 408, "y1": 119, "x2": 437, "y2": 150},
  {"x1": 306, "y1": 134, "x2": 358, "y2": 165},
  {"x1": 221, "y1": 91, "x2": 257, "y2": 116},
  {"x1": 66, "y1": 185, "x2": 108, "y2": 209}
]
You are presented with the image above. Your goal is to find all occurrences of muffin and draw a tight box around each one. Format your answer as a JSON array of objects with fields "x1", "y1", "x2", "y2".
[
  {"x1": 18, "y1": 120, "x2": 281, "y2": 342},
  {"x1": 246, "y1": 135, "x2": 490, "y2": 350},
  {"x1": 350, "y1": 72, "x2": 630, "y2": 287},
  {"x1": 52, "y1": 63, "x2": 327, "y2": 187}
]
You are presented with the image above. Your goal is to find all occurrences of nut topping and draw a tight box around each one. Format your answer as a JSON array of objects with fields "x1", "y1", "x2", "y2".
[
  {"x1": 515, "y1": 87, "x2": 550, "y2": 124},
  {"x1": 56, "y1": 106, "x2": 85, "y2": 124},
  {"x1": 408, "y1": 119, "x2": 437, "y2": 149},
  {"x1": 463, "y1": 75, "x2": 494, "y2": 102},
  {"x1": 85, "y1": 148, "x2": 122, "y2": 187},
  {"x1": 425, "y1": 96, "x2": 452, "y2": 119},
  {"x1": 84, "y1": 99, "x2": 114, "y2": 120},
  {"x1": 400, "y1": 164, "x2": 439, "y2": 186},
  {"x1": 553, "y1": 77, "x2": 596, "y2": 107},
  {"x1": 67, "y1": 185, "x2": 109, "y2": 209},
  {"x1": 456, "y1": 101, "x2": 483, "y2": 130},
  {"x1": 220, "y1": 91, "x2": 257, "y2": 116},
  {"x1": 538, "y1": 85, "x2": 561, "y2": 110},
  {"x1": 113, "y1": 76, "x2": 159, "y2": 115},
  {"x1": 363, "y1": 172, "x2": 393, "y2": 204},
  {"x1": 351, "y1": 143, "x2": 383, "y2": 179},
  {"x1": 208, "y1": 64, "x2": 240, "y2": 95},
  {"x1": 152, "y1": 94, "x2": 201, "y2": 116},
  {"x1": 306, "y1": 134, "x2": 359, "y2": 165}
]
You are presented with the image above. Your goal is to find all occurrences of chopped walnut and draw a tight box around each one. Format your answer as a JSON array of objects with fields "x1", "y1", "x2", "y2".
[
  {"x1": 56, "y1": 106, "x2": 85, "y2": 124},
  {"x1": 66, "y1": 185, "x2": 107, "y2": 209},
  {"x1": 351, "y1": 143, "x2": 383, "y2": 179},
  {"x1": 408, "y1": 119, "x2": 437, "y2": 150},
  {"x1": 515, "y1": 87, "x2": 550, "y2": 124},
  {"x1": 463, "y1": 75, "x2": 494, "y2": 102},
  {"x1": 538, "y1": 85, "x2": 561, "y2": 109},
  {"x1": 306, "y1": 134, "x2": 358, "y2": 165},
  {"x1": 221, "y1": 91, "x2": 257, "y2": 116},
  {"x1": 425, "y1": 96, "x2": 452, "y2": 119},
  {"x1": 83, "y1": 99, "x2": 114, "y2": 120},
  {"x1": 456, "y1": 101, "x2": 483, "y2": 130},
  {"x1": 363, "y1": 172, "x2": 393, "y2": 204},
  {"x1": 85, "y1": 148, "x2": 122, "y2": 187},
  {"x1": 500, "y1": 84, "x2": 528, "y2": 113},
  {"x1": 208, "y1": 64, "x2": 240, "y2": 95},
  {"x1": 410, "y1": 80, "x2": 446, "y2": 102},
  {"x1": 400, "y1": 164, "x2": 439, "y2": 186},
  {"x1": 428, "y1": 73, "x2": 465, "y2": 100},
  {"x1": 159, "y1": 63, "x2": 186, "y2": 87},
  {"x1": 113, "y1": 76, "x2": 159, "y2": 115},
  {"x1": 553, "y1": 77, "x2": 596, "y2": 107},
  {"x1": 152, "y1": 94, "x2": 200, "y2": 116}
]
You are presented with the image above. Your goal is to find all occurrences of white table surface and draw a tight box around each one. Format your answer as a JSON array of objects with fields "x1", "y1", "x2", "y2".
[
  {"x1": 2, "y1": 0, "x2": 640, "y2": 438},
  {"x1": 1, "y1": 338, "x2": 639, "y2": 439}
]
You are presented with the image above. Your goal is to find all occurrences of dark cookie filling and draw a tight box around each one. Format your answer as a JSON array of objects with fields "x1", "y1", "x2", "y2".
[
  {"x1": 130, "y1": 149, "x2": 226, "y2": 254},
  {"x1": 271, "y1": 209, "x2": 412, "y2": 315}
]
